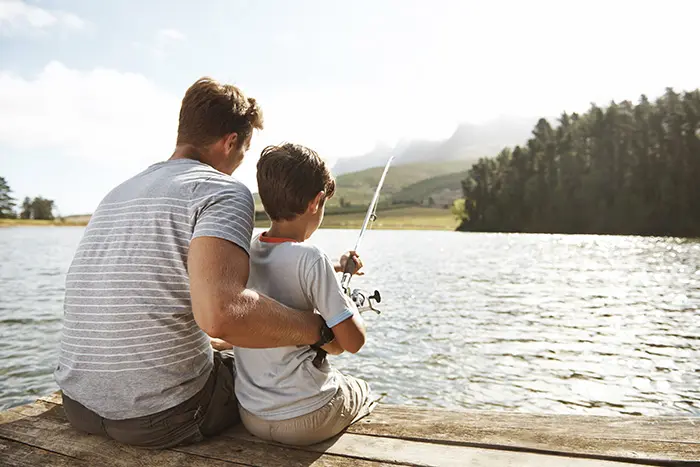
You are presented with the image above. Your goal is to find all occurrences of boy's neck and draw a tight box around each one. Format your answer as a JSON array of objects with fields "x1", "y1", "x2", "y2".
[{"x1": 266, "y1": 219, "x2": 309, "y2": 243}]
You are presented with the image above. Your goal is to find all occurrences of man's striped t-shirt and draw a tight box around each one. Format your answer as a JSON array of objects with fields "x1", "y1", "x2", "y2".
[{"x1": 54, "y1": 158, "x2": 254, "y2": 420}]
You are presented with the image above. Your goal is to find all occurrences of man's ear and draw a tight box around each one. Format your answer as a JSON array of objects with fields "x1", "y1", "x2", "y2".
[
  {"x1": 224, "y1": 133, "x2": 239, "y2": 152},
  {"x1": 308, "y1": 191, "x2": 325, "y2": 214}
]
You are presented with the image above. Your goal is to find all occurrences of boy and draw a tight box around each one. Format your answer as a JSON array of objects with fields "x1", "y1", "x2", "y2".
[{"x1": 233, "y1": 143, "x2": 377, "y2": 446}]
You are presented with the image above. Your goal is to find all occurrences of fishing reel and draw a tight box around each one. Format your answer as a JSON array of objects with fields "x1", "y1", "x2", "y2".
[
  {"x1": 349, "y1": 288, "x2": 382, "y2": 314},
  {"x1": 341, "y1": 258, "x2": 383, "y2": 315}
]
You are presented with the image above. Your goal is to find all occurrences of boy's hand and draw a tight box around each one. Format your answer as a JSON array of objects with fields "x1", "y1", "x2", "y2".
[{"x1": 337, "y1": 251, "x2": 364, "y2": 276}]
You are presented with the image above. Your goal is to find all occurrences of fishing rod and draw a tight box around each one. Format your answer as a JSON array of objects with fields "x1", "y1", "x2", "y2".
[
  {"x1": 341, "y1": 154, "x2": 395, "y2": 315},
  {"x1": 312, "y1": 157, "x2": 396, "y2": 368}
]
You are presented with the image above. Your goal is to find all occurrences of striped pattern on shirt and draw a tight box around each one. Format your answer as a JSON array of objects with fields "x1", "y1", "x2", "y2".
[{"x1": 55, "y1": 159, "x2": 254, "y2": 420}]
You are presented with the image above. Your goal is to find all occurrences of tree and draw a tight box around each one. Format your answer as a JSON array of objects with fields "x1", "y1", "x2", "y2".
[
  {"x1": 451, "y1": 199, "x2": 469, "y2": 222},
  {"x1": 31, "y1": 197, "x2": 55, "y2": 220},
  {"x1": 0, "y1": 177, "x2": 17, "y2": 218},
  {"x1": 19, "y1": 196, "x2": 56, "y2": 220},
  {"x1": 20, "y1": 197, "x2": 32, "y2": 219}
]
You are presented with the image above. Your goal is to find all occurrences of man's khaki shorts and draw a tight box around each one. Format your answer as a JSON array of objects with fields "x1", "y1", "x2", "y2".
[{"x1": 239, "y1": 373, "x2": 377, "y2": 446}]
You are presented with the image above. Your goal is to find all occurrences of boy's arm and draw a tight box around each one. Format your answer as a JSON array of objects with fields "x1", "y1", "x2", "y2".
[
  {"x1": 330, "y1": 313, "x2": 366, "y2": 354},
  {"x1": 306, "y1": 254, "x2": 367, "y2": 354},
  {"x1": 189, "y1": 237, "x2": 323, "y2": 348}
]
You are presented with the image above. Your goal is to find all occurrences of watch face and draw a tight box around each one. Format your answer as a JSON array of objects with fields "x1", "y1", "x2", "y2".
[{"x1": 311, "y1": 323, "x2": 335, "y2": 350}]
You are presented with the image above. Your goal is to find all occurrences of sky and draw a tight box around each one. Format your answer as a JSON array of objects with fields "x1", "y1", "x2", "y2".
[{"x1": 1, "y1": 0, "x2": 698, "y2": 215}]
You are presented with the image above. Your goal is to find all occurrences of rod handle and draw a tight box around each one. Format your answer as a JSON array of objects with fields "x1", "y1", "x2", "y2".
[{"x1": 340, "y1": 253, "x2": 359, "y2": 293}]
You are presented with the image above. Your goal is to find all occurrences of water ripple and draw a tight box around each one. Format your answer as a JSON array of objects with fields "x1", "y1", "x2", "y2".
[{"x1": 1, "y1": 227, "x2": 699, "y2": 416}]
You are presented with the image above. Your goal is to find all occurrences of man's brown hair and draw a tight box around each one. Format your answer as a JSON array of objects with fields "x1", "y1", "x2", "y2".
[
  {"x1": 257, "y1": 143, "x2": 336, "y2": 221},
  {"x1": 177, "y1": 77, "x2": 264, "y2": 148}
]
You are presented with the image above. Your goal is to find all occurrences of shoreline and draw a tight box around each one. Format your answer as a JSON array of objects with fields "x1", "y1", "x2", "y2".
[
  {"x1": 0, "y1": 222, "x2": 458, "y2": 231},
  {"x1": 0, "y1": 219, "x2": 89, "y2": 228},
  {"x1": 1, "y1": 207, "x2": 460, "y2": 231},
  {"x1": 4, "y1": 218, "x2": 699, "y2": 237}
]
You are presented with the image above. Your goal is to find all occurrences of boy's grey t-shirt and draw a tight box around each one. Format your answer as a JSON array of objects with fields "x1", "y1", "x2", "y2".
[
  {"x1": 234, "y1": 235, "x2": 357, "y2": 421},
  {"x1": 54, "y1": 158, "x2": 254, "y2": 420}
]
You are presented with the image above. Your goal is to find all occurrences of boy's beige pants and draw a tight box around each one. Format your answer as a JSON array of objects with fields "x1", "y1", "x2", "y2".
[{"x1": 239, "y1": 374, "x2": 377, "y2": 446}]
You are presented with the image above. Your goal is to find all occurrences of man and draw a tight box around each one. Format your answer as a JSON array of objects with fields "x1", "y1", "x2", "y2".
[{"x1": 54, "y1": 78, "x2": 330, "y2": 448}]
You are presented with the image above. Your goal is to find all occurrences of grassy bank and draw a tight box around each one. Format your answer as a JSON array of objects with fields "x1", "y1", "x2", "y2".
[
  {"x1": 257, "y1": 206, "x2": 459, "y2": 230},
  {"x1": 0, "y1": 218, "x2": 89, "y2": 227},
  {"x1": 2, "y1": 208, "x2": 458, "y2": 231}
]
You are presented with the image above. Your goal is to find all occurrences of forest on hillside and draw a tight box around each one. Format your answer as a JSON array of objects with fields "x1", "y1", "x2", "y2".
[{"x1": 457, "y1": 88, "x2": 700, "y2": 237}]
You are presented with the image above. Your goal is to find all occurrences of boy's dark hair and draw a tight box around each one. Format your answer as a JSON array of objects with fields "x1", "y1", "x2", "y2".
[
  {"x1": 177, "y1": 77, "x2": 264, "y2": 148},
  {"x1": 257, "y1": 143, "x2": 336, "y2": 221}
]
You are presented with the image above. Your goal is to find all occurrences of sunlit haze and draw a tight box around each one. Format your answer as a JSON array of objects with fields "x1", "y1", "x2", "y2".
[{"x1": 1, "y1": 0, "x2": 698, "y2": 214}]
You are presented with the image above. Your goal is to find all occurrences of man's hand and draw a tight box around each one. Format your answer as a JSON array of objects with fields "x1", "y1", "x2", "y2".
[
  {"x1": 321, "y1": 339, "x2": 344, "y2": 355},
  {"x1": 335, "y1": 250, "x2": 364, "y2": 276},
  {"x1": 210, "y1": 337, "x2": 233, "y2": 351}
]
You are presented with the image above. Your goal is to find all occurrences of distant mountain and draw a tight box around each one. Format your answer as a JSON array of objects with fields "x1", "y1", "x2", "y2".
[
  {"x1": 328, "y1": 160, "x2": 473, "y2": 207},
  {"x1": 332, "y1": 115, "x2": 537, "y2": 175},
  {"x1": 253, "y1": 160, "x2": 472, "y2": 213},
  {"x1": 392, "y1": 170, "x2": 469, "y2": 206}
]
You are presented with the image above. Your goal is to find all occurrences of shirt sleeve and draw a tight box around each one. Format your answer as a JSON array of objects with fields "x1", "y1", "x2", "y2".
[
  {"x1": 191, "y1": 177, "x2": 255, "y2": 255},
  {"x1": 303, "y1": 252, "x2": 357, "y2": 328}
]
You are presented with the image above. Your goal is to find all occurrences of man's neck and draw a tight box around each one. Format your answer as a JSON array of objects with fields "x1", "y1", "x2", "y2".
[
  {"x1": 267, "y1": 219, "x2": 309, "y2": 243},
  {"x1": 170, "y1": 144, "x2": 228, "y2": 174}
]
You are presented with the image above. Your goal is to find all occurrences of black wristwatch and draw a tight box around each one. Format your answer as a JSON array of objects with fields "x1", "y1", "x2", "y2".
[{"x1": 310, "y1": 322, "x2": 335, "y2": 350}]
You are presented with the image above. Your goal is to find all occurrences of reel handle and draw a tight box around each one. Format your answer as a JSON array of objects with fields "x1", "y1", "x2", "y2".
[{"x1": 351, "y1": 288, "x2": 382, "y2": 315}]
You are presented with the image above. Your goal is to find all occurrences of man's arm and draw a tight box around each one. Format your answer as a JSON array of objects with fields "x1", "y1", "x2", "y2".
[{"x1": 188, "y1": 236, "x2": 322, "y2": 348}]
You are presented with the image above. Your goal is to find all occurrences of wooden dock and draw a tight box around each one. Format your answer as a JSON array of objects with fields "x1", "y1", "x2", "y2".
[{"x1": 1, "y1": 392, "x2": 698, "y2": 466}]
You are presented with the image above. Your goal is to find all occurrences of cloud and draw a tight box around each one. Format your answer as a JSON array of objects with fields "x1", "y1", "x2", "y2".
[
  {"x1": 132, "y1": 28, "x2": 187, "y2": 58},
  {"x1": 147, "y1": 28, "x2": 186, "y2": 57},
  {"x1": 0, "y1": 61, "x2": 180, "y2": 167},
  {"x1": 0, "y1": 0, "x2": 85, "y2": 35},
  {"x1": 157, "y1": 28, "x2": 185, "y2": 43}
]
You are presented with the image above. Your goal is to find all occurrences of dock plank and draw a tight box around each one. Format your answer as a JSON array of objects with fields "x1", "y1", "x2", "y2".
[
  {"x1": 0, "y1": 400, "x2": 62, "y2": 425},
  {"x1": 37, "y1": 393, "x2": 62, "y2": 405},
  {"x1": 0, "y1": 438, "x2": 87, "y2": 467},
  {"x1": 176, "y1": 429, "x2": 401, "y2": 467},
  {"x1": 352, "y1": 405, "x2": 699, "y2": 441},
  {"x1": 0, "y1": 415, "x2": 240, "y2": 467},
  {"x1": 222, "y1": 426, "x2": 642, "y2": 467},
  {"x1": 1, "y1": 398, "x2": 397, "y2": 467},
  {"x1": 347, "y1": 405, "x2": 700, "y2": 462}
]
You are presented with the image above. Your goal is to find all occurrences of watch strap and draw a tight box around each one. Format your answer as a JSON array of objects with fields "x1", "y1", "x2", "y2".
[{"x1": 310, "y1": 322, "x2": 334, "y2": 350}]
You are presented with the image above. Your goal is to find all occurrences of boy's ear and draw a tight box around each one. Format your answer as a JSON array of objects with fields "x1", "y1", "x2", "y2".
[{"x1": 308, "y1": 191, "x2": 325, "y2": 214}]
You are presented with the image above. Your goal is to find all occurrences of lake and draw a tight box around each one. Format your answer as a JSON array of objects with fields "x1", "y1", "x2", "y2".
[{"x1": 1, "y1": 227, "x2": 698, "y2": 416}]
